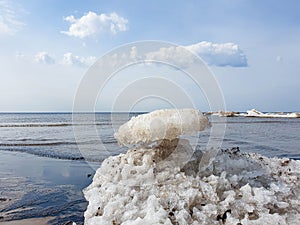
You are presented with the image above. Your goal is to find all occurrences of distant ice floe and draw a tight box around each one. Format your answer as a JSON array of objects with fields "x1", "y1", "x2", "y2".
[
  {"x1": 208, "y1": 109, "x2": 300, "y2": 118},
  {"x1": 84, "y1": 109, "x2": 300, "y2": 225}
]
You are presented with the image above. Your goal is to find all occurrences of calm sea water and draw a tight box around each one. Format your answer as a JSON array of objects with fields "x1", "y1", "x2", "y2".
[
  {"x1": 0, "y1": 113, "x2": 299, "y2": 224},
  {"x1": 0, "y1": 113, "x2": 299, "y2": 161}
]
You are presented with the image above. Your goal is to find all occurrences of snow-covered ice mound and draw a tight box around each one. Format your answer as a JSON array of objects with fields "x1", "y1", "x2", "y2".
[
  {"x1": 84, "y1": 109, "x2": 300, "y2": 225},
  {"x1": 210, "y1": 109, "x2": 300, "y2": 118},
  {"x1": 244, "y1": 109, "x2": 300, "y2": 118},
  {"x1": 114, "y1": 109, "x2": 209, "y2": 146}
]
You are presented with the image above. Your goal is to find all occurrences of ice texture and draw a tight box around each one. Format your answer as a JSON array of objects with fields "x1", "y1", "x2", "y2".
[
  {"x1": 114, "y1": 109, "x2": 209, "y2": 146},
  {"x1": 84, "y1": 146, "x2": 300, "y2": 225},
  {"x1": 84, "y1": 109, "x2": 300, "y2": 225}
]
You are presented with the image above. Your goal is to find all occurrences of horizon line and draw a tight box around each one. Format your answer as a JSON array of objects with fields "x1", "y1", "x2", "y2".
[{"x1": 0, "y1": 110, "x2": 299, "y2": 114}]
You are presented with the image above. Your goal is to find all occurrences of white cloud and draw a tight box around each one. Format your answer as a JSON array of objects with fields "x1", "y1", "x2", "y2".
[
  {"x1": 0, "y1": 0, "x2": 25, "y2": 35},
  {"x1": 185, "y1": 41, "x2": 248, "y2": 67},
  {"x1": 130, "y1": 46, "x2": 138, "y2": 59},
  {"x1": 61, "y1": 52, "x2": 97, "y2": 67},
  {"x1": 61, "y1": 11, "x2": 128, "y2": 38},
  {"x1": 27, "y1": 52, "x2": 96, "y2": 67},
  {"x1": 143, "y1": 41, "x2": 248, "y2": 67},
  {"x1": 146, "y1": 46, "x2": 195, "y2": 68},
  {"x1": 15, "y1": 51, "x2": 26, "y2": 61},
  {"x1": 276, "y1": 56, "x2": 282, "y2": 62},
  {"x1": 34, "y1": 52, "x2": 55, "y2": 65}
]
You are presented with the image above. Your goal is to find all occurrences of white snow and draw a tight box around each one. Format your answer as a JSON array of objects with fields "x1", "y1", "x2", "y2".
[{"x1": 84, "y1": 109, "x2": 300, "y2": 225}]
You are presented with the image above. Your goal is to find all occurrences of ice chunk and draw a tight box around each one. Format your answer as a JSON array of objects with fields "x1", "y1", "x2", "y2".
[
  {"x1": 84, "y1": 109, "x2": 300, "y2": 225},
  {"x1": 245, "y1": 109, "x2": 300, "y2": 118},
  {"x1": 114, "y1": 108, "x2": 209, "y2": 146},
  {"x1": 246, "y1": 108, "x2": 264, "y2": 117},
  {"x1": 209, "y1": 109, "x2": 300, "y2": 118}
]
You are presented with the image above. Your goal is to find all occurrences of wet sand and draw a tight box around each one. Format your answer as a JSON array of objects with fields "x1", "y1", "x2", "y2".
[{"x1": 0, "y1": 151, "x2": 98, "y2": 225}]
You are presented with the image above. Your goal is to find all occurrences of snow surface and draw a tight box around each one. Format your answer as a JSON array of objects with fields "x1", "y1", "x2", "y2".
[
  {"x1": 84, "y1": 109, "x2": 300, "y2": 225},
  {"x1": 114, "y1": 109, "x2": 209, "y2": 146}
]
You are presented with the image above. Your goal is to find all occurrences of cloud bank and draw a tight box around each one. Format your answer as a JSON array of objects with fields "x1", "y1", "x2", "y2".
[
  {"x1": 32, "y1": 52, "x2": 96, "y2": 67},
  {"x1": 61, "y1": 11, "x2": 128, "y2": 38},
  {"x1": 185, "y1": 41, "x2": 248, "y2": 67},
  {"x1": 145, "y1": 41, "x2": 248, "y2": 67},
  {"x1": 146, "y1": 46, "x2": 195, "y2": 68},
  {"x1": 61, "y1": 52, "x2": 96, "y2": 67},
  {"x1": 32, "y1": 41, "x2": 246, "y2": 68}
]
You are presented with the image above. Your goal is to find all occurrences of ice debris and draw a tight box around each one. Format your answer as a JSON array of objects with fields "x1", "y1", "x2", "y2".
[
  {"x1": 84, "y1": 109, "x2": 300, "y2": 225},
  {"x1": 208, "y1": 109, "x2": 300, "y2": 118},
  {"x1": 244, "y1": 109, "x2": 300, "y2": 118}
]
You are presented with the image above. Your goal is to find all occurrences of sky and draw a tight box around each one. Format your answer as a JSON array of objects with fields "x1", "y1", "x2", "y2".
[{"x1": 0, "y1": 0, "x2": 299, "y2": 112}]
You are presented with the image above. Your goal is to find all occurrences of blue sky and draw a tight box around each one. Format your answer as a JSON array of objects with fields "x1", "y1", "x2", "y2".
[{"x1": 0, "y1": 0, "x2": 299, "y2": 112}]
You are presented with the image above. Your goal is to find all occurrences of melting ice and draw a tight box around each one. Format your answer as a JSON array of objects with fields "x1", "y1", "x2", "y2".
[{"x1": 84, "y1": 109, "x2": 300, "y2": 225}]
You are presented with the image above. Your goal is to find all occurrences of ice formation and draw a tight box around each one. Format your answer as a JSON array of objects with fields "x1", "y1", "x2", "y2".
[
  {"x1": 84, "y1": 109, "x2": 300, "y2": 225},
  {"x1": 244, "y1": 109, "x2": 300, "y2": 118},
  {"x1": 114, "y1": 109, "x2": 209, "y2": 146},
  {"x1": 210, "y1": 109, "x2": 300, "y2": 118}
]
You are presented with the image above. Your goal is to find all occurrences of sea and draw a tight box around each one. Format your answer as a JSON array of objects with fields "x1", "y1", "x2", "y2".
[{"x1": 0, "y1": 113, "x2": 299, "y2": 224}]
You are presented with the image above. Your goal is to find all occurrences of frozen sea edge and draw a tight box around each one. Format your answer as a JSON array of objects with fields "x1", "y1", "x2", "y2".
[{"x1": 83, "y1": 109, "x2": 300, "y2": 225}]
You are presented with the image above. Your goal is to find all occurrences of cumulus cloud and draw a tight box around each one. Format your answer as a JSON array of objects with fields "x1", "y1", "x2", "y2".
[
  {"x1": 61, "y1": 52, "x2": 97, "y2": 67},
  {"x1": 32, "y1": 52, "x2": 96, "y2": 67},
  {"x1": 61, "y1": 11, "x2": 128, "y2": 38},
  {"x1": 144, "y1": 41, "x2": 248, "y2": 67},
  {"x1": 185, "y1": 41, "x2": 248, "y2": 67},
  {"x1": 34, "y1": 52, "x2": 55, "y2": 65},
  {"x1": 0, "y1": 0, "x2": 25, "y2": 35},
  {"x1": 146, "y1": 46, "x2": 195, "y2": 67}
]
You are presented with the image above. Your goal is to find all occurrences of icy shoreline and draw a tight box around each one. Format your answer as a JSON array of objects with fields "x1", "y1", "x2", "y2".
[
  {"x1": 207, "y1": 109, "x2": 300, "y2": 118},
  {"x1": 83, "y1": 109, "x2": 300, "y2": 225}
]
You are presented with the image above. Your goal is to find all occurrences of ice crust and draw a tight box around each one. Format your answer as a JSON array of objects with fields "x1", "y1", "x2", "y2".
[
  {"x1": 84, "y1": 109, "x2": 300, "y2": 225},
  {"x1": 114, "y1": 109, "x2": 209, "y2": 146},
  {"x1": 244, "y1": 109, "x2": 300, "y2": 118},
  {"x1": 211, "y1": 109, "x2": 300, "y2": 118}
]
